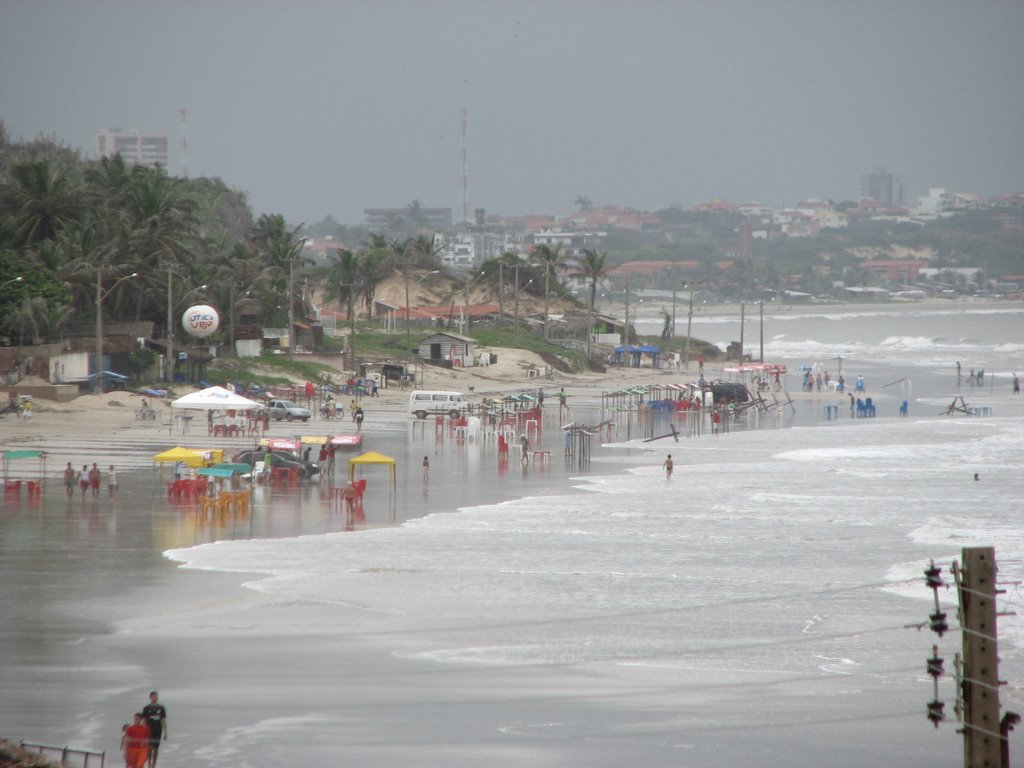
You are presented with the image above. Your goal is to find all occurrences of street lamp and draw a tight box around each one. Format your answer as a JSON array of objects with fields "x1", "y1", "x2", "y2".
[
  {"x1": 165, "y1": 268, "x2": 207, "y2": 383},
  {"x1": 288, "y1": 237, "x2": 309, "y2": 360},
  {"x1": 684, "y1": 282, "x2": 695, "y2": 370},
  {"x1": 94, "y1": 270, "x2": 138, "y2": 394},
  {"x1": 405, "y1": 269, "x2": 439, "y2": 366},
  {"x1": 464, "y1": 270, "x2": 488, "y2": 333},
  {"x1": 513, "y1": 267, "x2": 533, "y2": 345},
  {"x1": 1, "y1": 276, "x2": 24, "y2": 290}
]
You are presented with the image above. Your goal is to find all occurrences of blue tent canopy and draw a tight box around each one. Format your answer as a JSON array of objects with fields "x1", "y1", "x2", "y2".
[
  {"x1": 612, "y1": 345, "x2": 663, "y2": 368},
  {"x1": 614, "y1": 345, "x2": 660, "y2": 354}
]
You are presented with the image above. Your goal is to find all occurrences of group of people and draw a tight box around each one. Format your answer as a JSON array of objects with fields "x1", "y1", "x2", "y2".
[
  {"x1": 120, "y1": 691, "x2": 167, "y2": 768},
  {"x1": 64, "y1": 461, "x2": 117, "y2": 498}
]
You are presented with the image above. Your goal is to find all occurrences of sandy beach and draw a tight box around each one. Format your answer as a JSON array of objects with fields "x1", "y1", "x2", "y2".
[{"x1": 3, "y1": 300, "x2": 1021, "y2": 767}]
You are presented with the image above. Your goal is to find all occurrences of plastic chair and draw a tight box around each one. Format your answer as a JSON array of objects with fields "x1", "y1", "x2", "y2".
[{"x1": 353, "y1": 479, "x2": 367, "y2": 502}]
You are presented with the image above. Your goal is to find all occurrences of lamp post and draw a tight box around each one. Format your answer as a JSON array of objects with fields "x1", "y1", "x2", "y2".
[
  {"x1": 94, "y1": 270, "x2": 138, "y2": 394},
  {"x1": 341, "y1": 282, "x2": 362, "y2": 372},
  {"x1": 683, "y1": 282, "x2": 696, "y2": 371},
  {"x1": 513, "y1": 265, "x2": 532, "y2": 344},
  {"x1": 405, "y1": 269, "x2": 439, "y2": 366},
  {"x1": 288, "y1": 237, "x2": 309, "y2": 360},
  {"x1": 165, "y1": 271, "x2": 207, "y2": 383},
  {"x1": 463, "y1": 270, "x2": 485, "y2": 334}
]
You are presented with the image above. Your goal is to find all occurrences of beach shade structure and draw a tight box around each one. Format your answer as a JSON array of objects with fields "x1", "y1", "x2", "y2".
[
  {"x1": 152, "y1": 447, "x2": 224, "y2": 469},
  {"x1": 346, "y1": 450, "x2": 397, "y2": 521},
  {"x1": 612, "y1": 345, "x2": 661, "y2": 368},
  {"x1": 330, "y1": 434, "x2": 363, "y2": 450},
  {"x1": 171, "y1": 385, "x2": 262, "y2": 411},
  {"x1": 260, "y1": 437, "x2": 301, "y2": 453},
  {"x1": 2, "y1": 449, "x2": 48, "y2": 496},
  {"x1": 84, "y1": 370, "x2": 129, "y2": 391}
]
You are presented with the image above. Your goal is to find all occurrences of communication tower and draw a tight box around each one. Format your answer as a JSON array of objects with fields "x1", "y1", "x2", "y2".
[
  {"x1": 177, "y1": 105, "x2": 189, "y2": 178},
  {"x1": 460, "y1": 108, "x2": 469, "y2": 224}
]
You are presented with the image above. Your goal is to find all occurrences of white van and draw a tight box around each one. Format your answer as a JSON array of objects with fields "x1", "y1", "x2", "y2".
[{"x1": 408, "y1": 390, "x2": 468, "y2": 419}]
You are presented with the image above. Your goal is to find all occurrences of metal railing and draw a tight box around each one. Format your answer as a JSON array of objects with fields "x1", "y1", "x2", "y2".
[{"x1": 19, "y1": 741, "x2": 105, "y2": 768}]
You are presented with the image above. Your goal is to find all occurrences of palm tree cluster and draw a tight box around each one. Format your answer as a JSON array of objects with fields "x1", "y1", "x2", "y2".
[{"x1": 0, "y1": 130, "x2": 314, "y2": 351}]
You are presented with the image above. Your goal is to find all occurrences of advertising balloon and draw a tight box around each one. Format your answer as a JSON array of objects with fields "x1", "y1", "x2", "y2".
[{"x1": 182, "y1": 305, "x2": 220, "y2": 338}]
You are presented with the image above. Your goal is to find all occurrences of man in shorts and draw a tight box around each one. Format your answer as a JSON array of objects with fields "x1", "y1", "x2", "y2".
[
  {"x1": 88, "y1": 462, "x2": 101, "y2": 498},
  {"x1": 141, "y1": 691, "x2": 168, "y2": 767},
  {"x1": 63, "y1": 462, "x2": 76, "y2": 497}
]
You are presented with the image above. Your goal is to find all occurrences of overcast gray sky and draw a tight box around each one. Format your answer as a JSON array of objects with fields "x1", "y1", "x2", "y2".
[{"x1": 2, "y1": 0, "x2": 1022, "y2": 226}]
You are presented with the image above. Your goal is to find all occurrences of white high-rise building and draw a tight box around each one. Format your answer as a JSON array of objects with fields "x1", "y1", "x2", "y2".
[{"x1": 96, "y1": 128, "x2": 169, "y2": 169}]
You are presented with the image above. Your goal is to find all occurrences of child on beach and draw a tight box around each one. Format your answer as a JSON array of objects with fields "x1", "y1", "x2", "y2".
[
  {"x1": 123, "y1": 713, "x2": 150, "y2": 768},
  {"x1": 662, "y1": 454, "x2": 673, "y2": 479}
]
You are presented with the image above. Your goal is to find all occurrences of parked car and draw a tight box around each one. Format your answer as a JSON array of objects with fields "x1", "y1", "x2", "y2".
[
  {"x1": 265, "y1": 399, "x2": 311, "y2": 422},
  {"x1": 232, "y1": 449, "x2": 319, "y2": 478}
]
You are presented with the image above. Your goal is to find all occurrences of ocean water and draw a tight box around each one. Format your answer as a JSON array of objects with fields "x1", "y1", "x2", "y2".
[{"x1": 159, "y1": 303, "x2": 1024, "y2": 766}]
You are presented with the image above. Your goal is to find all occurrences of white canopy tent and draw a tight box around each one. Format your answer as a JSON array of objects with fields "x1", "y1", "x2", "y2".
[
  {"x1": 171, "y1": 386, "x2": 262, "y2": 410},
  {"x1": 169, "y1": 386, "x2": 263, "y2": 435}
]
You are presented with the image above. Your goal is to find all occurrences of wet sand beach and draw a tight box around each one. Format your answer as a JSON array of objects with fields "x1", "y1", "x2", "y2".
[{"x1": 3, "y1": 302, "x2": 1021, "y2": 766}]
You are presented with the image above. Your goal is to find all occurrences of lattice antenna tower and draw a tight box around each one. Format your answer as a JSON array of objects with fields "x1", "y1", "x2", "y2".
[
  {"x1": 460, "y1": 108, "x2": 469, "y2": 224},
  {"x1": 177, "y1": 105, "x2": 189, "y2": 178}
]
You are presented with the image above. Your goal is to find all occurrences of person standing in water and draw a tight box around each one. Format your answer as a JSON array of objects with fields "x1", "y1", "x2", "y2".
[{"x1": 662, "y1": 454, "x2": 673, "y2": 480}]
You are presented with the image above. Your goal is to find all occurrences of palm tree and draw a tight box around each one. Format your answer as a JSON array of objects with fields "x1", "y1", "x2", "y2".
[
  {"x1": 1, "y1": 159, "x2": 82, "y2": 246},
  {"x1": 569, "y1": 248, "x2": 609, "y2": 358},
  {"x1": 574, "y1": 196, "x2": 593, "y2": 211},
  {"x1": 531, "y1": 243, "x2": 565, "y2": 340},
  {"x1": 325, "y1": 247, "x2": 361, "y2": 312}
]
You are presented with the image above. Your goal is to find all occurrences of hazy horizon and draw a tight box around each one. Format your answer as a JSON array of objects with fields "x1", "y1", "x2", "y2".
[{"x1": 2, "y1": 1, "x2": 1022, "y2": 227}]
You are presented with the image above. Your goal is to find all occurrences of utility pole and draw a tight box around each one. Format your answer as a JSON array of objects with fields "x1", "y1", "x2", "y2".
[
  {"x1": 622, "y1": 278, "x2": 629, "y2": 346},
  {"x1": 958, "y1": 547, "x2": 1004, "y2": 767},
  {"x1": 923, "y1": 548, "x2": 1017, "y2": 767},
  {"x1": 514, "y1": 263, "x2": 520, "y2": 344},
  {"x1": 759, "y1": 301, "x2": 764, "y2": 363},
  {"x1": 739, "y1": 302, "x2": 745, "y2": 362}
]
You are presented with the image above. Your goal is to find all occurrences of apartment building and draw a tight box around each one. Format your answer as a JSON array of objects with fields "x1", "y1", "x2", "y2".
[{"x1": 96, "y1": 128, "x2": 169, "y2": 169}]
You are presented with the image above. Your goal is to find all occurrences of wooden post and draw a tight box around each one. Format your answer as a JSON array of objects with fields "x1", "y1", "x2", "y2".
[{"x1": 960, "y1": 546, "x2": 1002, "y2": 767}]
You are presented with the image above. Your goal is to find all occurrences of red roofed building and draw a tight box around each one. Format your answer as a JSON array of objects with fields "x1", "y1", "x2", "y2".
[{"x1": 861, "y1": 259, "x2": 929, "y2": 281}]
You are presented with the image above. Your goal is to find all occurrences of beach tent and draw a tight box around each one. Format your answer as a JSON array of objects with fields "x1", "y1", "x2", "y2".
[
  {"x1": 347, "y1": 450, "x2": 397, "y2": 521},
  {"x1": 2, "y1": 449, "x2": 48, "y2": 485},
  {"x1": 152, "y1": 447, "x2": 224, "y2": 468},
  {"x1": 171, "y1": 385, "x2": 262, "y2": 411}
]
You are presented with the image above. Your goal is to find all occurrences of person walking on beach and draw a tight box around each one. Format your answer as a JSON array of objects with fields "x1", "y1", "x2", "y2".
[
  {"x1": 354, "y1": 406, "x2": 364, "y2": 431},
  {"x1": 422, "y1": 456, "x2": 429, "y2": 484},
  {"x1": 123, "y1": 713, "x2": 150, "y2": 768},
  {"x1": 141, "y1": 691, "x2": 167, "y2": 768},
  {"x1": 89, "y1": 463, "x2": 102, "y2": 498},
  {"x1": 662, "y1": 454, "x2": 673, "y2": 480},
  {"x1": 64, "y1": 462, "x2": 76, "y2": 497},
  {"x1": 1014, "y1": 373, "x2": 1020, "y2": 394},
  {"x1": 78, "y1": 464, "x2": 89, "y2": 498},
  {"x1": 108, "y1": 465, "x2": 118, "y2": 498}
]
